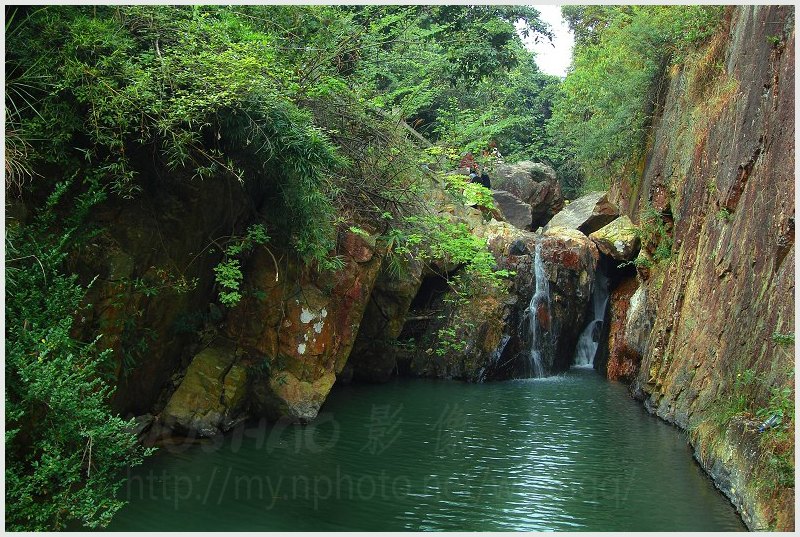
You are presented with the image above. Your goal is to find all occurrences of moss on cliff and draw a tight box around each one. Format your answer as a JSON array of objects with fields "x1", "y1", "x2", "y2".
[{"x1": 604, "y1": 6, "x2": 794, "y2": 530}]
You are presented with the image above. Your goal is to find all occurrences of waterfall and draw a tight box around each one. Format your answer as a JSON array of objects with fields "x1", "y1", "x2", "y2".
[
  {"x1": 573, "y1": 269, "x2": 609, "y2": 367},
  {"x1": 526, "y1": 243, "x2": 551, "y2": 377}
]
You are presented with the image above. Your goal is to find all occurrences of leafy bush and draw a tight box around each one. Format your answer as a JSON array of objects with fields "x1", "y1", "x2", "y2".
[
  {"x1": 772, "y1": 332, "x2": 795, "y2": 346},
  {"x1": 441, "y1": 172, "x2": 496, "y2": 211},
  {"x1": 6, "y1": 183, "x2": 152, "y2": 530},
  {"x1": 213, "y1": 224, "x2": 270, "y2": 306},
  {"x1": 716, "y1": 208, "x2": 733, "y2": 222},
  {"x1": 636, "y1": 204, "x2": 673, "y2": 262}
]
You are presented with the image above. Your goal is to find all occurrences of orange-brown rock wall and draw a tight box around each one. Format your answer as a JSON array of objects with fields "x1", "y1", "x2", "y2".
[
  {"x1": 608, "y1": 6, "x2": 794, "y2": 530},
  {"x1": 605, "y1": 277, "x2": 640, "y2": 382}
]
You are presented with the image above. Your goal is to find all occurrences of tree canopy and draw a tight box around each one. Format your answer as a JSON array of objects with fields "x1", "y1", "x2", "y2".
[{"x1": 548, "y1": 5, "x2": 725, "y2": 191}]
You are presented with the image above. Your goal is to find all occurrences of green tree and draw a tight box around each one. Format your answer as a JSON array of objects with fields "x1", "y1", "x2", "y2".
[
  {"x1": 548, "y1": 6, "x2": 724, "y2": 192},
  {"x1": 340, "y1": 5, "x2": 557, "y2": 160}
]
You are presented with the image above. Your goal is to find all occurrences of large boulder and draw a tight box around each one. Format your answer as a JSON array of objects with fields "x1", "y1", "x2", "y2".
[
  {"x1": 624, "y1": 284, "x2": 653, "y2": 361},
  {"x1": 544, "y1": 191, "x2": 619, "y2": 234},
  {"x1": 524, "y1": 228, "x2": 600, "y2": 373},
  {"x1": 161, "y1": 340, "x2": 248, "y2": 437},
  {"x1": 225, "y1": 229, "x2": 383, "y2": 422},
  {"x1": 71, "y1": 175, "x2": 254, "y2": 416},
  {"x1": 589, "y1": 215, "x2": 641, "y2": 261},
  {"x1": 488, "y1": 161, "x2": 564, "y2": 228},
  {"x1": 491, "y1": 190, "x2": 533, "y2": 229},
  {"x1": 600, "y1": 277, "x2": 642, "y2": 381}
]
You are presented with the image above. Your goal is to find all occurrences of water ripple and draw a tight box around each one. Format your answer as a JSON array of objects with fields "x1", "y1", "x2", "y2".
[{"x1": 110, "y1": 369, "x2": 746, "y2": 532}]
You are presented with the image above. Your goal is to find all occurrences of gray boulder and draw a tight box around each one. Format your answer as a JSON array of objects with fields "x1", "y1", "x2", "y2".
[
  {"x1": 488, "y1": 161, "x2": 564, "y2": 228},
  {"x1": 544, "y1": 191, "x2": 619, "y2": 235},
  {"x1": 492, "y1": 190, "x2": 533, "y2": 230}
]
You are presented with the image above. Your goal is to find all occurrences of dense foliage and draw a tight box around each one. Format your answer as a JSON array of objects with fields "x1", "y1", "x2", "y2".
[
  {"x1": 5, "y1": 5, "x2": 557, "y2": 529},
  {"x1": 345, "y1": 6, "x2": 561, "y2": 162},
  {"x1": 5, "y1": 181, "x2": 152, "y2": 530},
  {"x1": 6, "y1": 6, "x2": 354, "y2": 265},
  {"x1": 548, "y1": 5, "x2": 724, "y2": 192}
]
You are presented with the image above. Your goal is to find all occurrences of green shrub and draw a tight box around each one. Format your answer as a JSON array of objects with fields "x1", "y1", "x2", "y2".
[
  {"x1": 442, "y1": 172, "x2": 496, "y2": 211},
  {"x1": 213, "y1": 224, "x2": 270, "y2": 306},
  {"x1": 636, "y1": 204, "x2": 673, "y2": 262},
  {"x1": 772, "y1": 332, "x2": 795, "y2": 346},
  {"x1": 5, "y1": 184, "x2": 152, "y2": 530},
  {"x1": 716, "y1": 208, "x2": 733, "y2": 222}
]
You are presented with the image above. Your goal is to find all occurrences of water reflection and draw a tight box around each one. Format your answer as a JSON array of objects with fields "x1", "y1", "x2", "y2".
[{"x1": 110, "y1": 368, "x2": 745, "y2": 532}]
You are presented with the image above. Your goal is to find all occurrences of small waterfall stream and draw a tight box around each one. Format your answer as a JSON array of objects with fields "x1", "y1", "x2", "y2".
[
  {"x1": 573, "y1": 269, "x2": 609, "y2": 367},
  {"x1": 526, "y1": 243, "x2": 551, "y2": 377}
]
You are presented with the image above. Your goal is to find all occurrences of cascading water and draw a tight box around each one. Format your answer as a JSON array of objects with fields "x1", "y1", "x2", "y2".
[
  {"x1": 526, "y1": 243, "x2": 551, "y2": 377},
  {"x1": 573, "y1": 269, "x2": 609, "y2": 367}
]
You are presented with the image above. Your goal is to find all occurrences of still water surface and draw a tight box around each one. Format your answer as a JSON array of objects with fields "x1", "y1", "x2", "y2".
[{"x1": 110, "y1": 368, "x2": 745, "y2": 531}]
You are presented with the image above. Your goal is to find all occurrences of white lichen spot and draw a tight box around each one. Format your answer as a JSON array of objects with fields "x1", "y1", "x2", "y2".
[
  {"x1": 304, "y1": 333, "x2": 309, "y2": 341},
  {"x1": 297, "y1": 343, "x2": 306, "y2": 354},
  {"x1": 614, "y1": 240, "x2": 625, "y2": 253},
  {"x1": 300, "y1": 308, "x2": 315, "y2": 323},
  {"x1": 320, "y1": 308, "x2": 328, "y2": 318},
  {"x1": 313, "y1": 321, "x2": 324, "y2": 334}
]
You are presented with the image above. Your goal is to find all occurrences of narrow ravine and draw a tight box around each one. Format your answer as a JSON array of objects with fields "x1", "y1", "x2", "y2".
[{"x1": 6, "y1": 5, "x2": 792, "y2": 532}]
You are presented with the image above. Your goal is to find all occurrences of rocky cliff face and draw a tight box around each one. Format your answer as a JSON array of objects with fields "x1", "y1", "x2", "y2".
[
  {"x1": 73, "y1": 175, "x2": 255, "y2": 416},
  {"x1": 221, "y1": 229, "x2": 383, "y2": 423},
  {"x1": 76, "y1": 171, "x2": 386, "y2": 433},
  {"x1": 74, "y1": 152, "x2": 597, "y2": 443},
  {"x1": 605, "y1": 6, "x2": 794, "y2": 530}
]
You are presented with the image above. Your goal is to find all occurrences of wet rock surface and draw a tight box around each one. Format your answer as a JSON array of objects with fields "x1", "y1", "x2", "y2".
[
  {"x1": 602, "y1": 277, "x2": 642, "y2": 382},
  {"x1": 385, "y1": 216, "x2": 599, "y2": 381}
]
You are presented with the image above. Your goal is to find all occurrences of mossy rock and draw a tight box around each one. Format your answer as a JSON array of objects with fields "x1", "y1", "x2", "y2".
[
  {"x1": 589, "y1": 215, "x2": 641, "y2": 261},
  {"x1": 161, "y1": 340, "x2": 247, "y2": 436}
]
